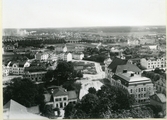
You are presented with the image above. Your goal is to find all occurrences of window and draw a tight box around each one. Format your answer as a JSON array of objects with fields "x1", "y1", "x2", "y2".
[
  {"x1": 130, "y1": 89, "x2": 133, "y2": 93},
  {"x1": 141, "y1": 88, "x2": 143, "y2": 91},
  {"x1": 144, "y1": 88, "x2": 146, "y2": 91},
  {"x1": 63, "y1": 97, "x2": 67, "y2": 101},
  {"x1": 139, "y1": 88, "x2": 140, "y2": 92},
  {"x1": 55, "y1": 98, "x2": 59, "y2": 101},
  {"x1": 64, "y1": 103, "x2": 66, "y2": 106},
  {"x1": 144, "y1": 94, "x2": 146, "y2": 97},
  {"x1": 138, "y1": 94, "x2": 140, "y2": 98},
  {"x1": 141, "y1": 94, "x2": 143, "y2": 98},
  {"x1": 136, "y1": 89, "x2": 137, "y2": 92}
]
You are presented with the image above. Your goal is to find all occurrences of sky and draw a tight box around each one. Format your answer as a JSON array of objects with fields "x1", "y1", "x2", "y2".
[{"x1": 2, "y1": 0, "x2": 166, "y2": 28}]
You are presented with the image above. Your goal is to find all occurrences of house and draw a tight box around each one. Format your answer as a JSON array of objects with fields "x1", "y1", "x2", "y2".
[
  {"x1": 4, "y1": 44, "x2": 15, "y2": 52},
  {"x1": 7, "y1": 61, "x2": 27, "y2": 75},
  {"x1": 57, "y1": 52, "x2": 72, "y2": 61},
  {"x1": 74, "y1": 46, "x2": 85, "y2": 52},
  {"x1": 104, "y1": 53, "x2": 112, "y2": 78},
  {"x1": 23, "y1": 71, "x2": 47, "y2": 82},
  {"x1": 72, "y1": 52, "x2": 84, "y2": 60},
  {"x1": 35, "y1": 52, "x2": 49, "y2": 61},
  {"x1": 3, "y1": 99, "x2": 48, "y2": 119},
  {"x1": 142, "y1": 44, "x2": 159, "y2": 50},
  {"x1": 2, "y1": 65, "x2": 10, "y2": 77},
  {"x1": 155, "y1": 79, "x2": 166, "y2": 94},
  {"x1": 44, "y1": 86, "x2": 77, "y2": 109},
  {"x1": 55, "y1": 44, "x2": 67, "y2": 53},
  {"x1": 127, "y1": 39, "x2": 140, "y2": 46},
  {"x1": 112, "y1": 71, "x2": 154, "y2": 104},
  {"x1": 150, "y1": 93, "x2": 166, "y2": 115},
  {"x1": 140, "y1": 56, "x2": 166, "y2": 69}
]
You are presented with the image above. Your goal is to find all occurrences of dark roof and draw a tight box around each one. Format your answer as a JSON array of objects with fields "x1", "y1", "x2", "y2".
[
  {"x1": 67, "y1": 91, "x2": 77, "y2": 100},
  {"x1": 115, "y1": 63, "x2": 141, "y2": 73},
  {"x1": 108, "y1": 57, "x2": 127, "y2": 72},
  {"x1": 53, "y1": 87, "x2": 68, "y2": 96},
  {"x1": 150, "y1": 93, "x2": 166, "y2": 103}
]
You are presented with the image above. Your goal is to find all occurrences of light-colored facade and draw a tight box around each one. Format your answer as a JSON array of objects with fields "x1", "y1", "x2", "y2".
[
  {"x1": 140, "y1": 56, "x2": 166, "y2": 69},
  {"x1": 2, "y1": 65, "x2": 10, "y2": 77},
  {"x1": 8, "y1": 62, "x2": 26, "y2": 75},
  {"x1": 4, "y1": 45, "x2": 15, "y2": 52},
  {"x1": 111, "y1": 71, "x2": 154, "y2": 104},
  {"x1": 23, "y1": 71, "x2": 47, "y2": 82},
  {"x1": 55, "y1": 44, "x2": 67, "y2": 53},
  {"x1": 35, "y1": 52, "x2": 49, "y2": 61},
  {"x1": 57, "y1": 52, "x2": 72, "y2": 61},
  {"x1": 155, "y1": 79, "x2": 166, "y2": 93},
  {"x1": 72, "y1": 53, "x2": 84, "y2": 60},
  {"x1": 53, "y1": 95, "x2": 68, "y2": 108}
]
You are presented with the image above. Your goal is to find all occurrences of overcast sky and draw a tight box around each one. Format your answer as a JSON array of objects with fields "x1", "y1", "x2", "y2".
[{"x1": 2, "y1": 0, "x2": 166, "y2": 28}]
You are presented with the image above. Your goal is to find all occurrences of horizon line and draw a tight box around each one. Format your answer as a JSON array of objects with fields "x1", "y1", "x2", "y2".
[{"x1": 3, "y1": 25, "x2": 166, "y2": 29}]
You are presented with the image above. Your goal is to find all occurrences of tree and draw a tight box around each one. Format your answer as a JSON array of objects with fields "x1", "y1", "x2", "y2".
[
  {"x1": 42, "y1": 105, "x2": 56, "y2": 119},
  {"x1": 3, "y1": 78, "x2": 44, "y2": 107},
  {"x1": 88, "y1": 87, "x2": 96, "y2": 94}
]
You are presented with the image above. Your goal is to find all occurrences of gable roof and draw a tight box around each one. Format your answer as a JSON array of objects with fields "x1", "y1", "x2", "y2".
[
  {"x1": 68, "y1": 91, "x2": 77, "y2": 100},
  {"x1": 115, "y1": 63, "x2": 141, "y2": 73},
  {"x1": 3, "y1": 99, "x2": 48, "y2": 119},
  {"x1": 53, "y1": 87, "x2": 68, "y2": 96},
  {"x1": 108, "y1": 57, "x2": 127, "y2": 72}
]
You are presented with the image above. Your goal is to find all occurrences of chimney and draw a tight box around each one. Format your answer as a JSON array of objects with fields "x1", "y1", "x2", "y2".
[
  {"x1": 123, "y1": 69, "x2": 127, "y2": 73},
  {"x1": 130, "y1": 73, "x2": 134, "y2": 77}
]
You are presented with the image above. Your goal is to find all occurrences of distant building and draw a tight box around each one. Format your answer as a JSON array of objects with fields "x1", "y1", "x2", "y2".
[
  {"x1": 74, "y1": 46, "x2": 85, "y2": 52},
  {"x1": 23, "y1": 71, "x2": 47, "y2": 82},
  {"x1": 112, "y1": 71, "x2": 154, "y2": 104},
  {"x1": 127, "y1": 39, "x2": 140, "y2": 46},
  {"x1": 150, "y1": 93, "x2": 166, "y2": 115},
  {"x1": 4, "y1": 44, "x2": 15, "y2": 52},
  {"x1": 72, "y1": 52, "x2": 84, "y2": 60},
  {"x1": 142, "y1": 44, "x2": 159, "y2": 50},
  {"x1": 104, "y1": 53, "x2": 112, "y2": 78},
  {"x1": 57, "y1": 52, "x2": 72, "y2": 61},
  {"x1": 140, "y1": 56, "x2": 166, "y2": 69},
  {"x1": 55, "y1": 44, "x2": 67, "y2": 53},
  {"x1": 2, "y1": 65, "x2": 10, "y2": 77},
  {"x1": 35, "y1": 52, "x2": 49, "y2": 61}
]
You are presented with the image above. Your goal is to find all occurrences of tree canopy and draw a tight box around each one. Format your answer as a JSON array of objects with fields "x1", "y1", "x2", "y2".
[{"x1": 3, "y1": 78, "x2": 44, "y2": 107}]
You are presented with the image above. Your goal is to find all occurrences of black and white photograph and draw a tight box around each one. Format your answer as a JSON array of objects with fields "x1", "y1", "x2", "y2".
[{"x1": 2, "y1": 0, "x2": 166, "y2": 119}]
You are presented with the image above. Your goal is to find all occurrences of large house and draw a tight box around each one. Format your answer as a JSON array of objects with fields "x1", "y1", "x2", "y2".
[
  {"x1": 55, "y1": 44, "x2": 67, "y2": 53},
  {"x1": 112, "y1": 71, "x2": 154, "y2": 104},
  {"x1": 4, "y1": 44, "x2": 15, "y2": 52},
  {"x1": 35, "y1": 52, "x2": 49, "y2": 61},
  {"x1": 140, "y1": 56, "x2": 166, "y2": 69},
  {"x1": 72, "y1": 52, "x2": 84, "y2": 60},
  {"x1": 57, "y1": 52, "x2": 72, "y2": 61},
  {"x1": 44, "y1": 86, "x2": 77, "y2": 109},
  {"x1": 3, "y1": 99, "x2": 48, "y2": 119}
]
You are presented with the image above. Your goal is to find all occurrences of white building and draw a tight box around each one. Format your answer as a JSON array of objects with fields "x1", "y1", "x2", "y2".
[
  {"x1": 112, "y1": 71, "x2": 154, "y2": 104},
  {"x1": 72, "y1": 53, "x2": 84, "y2": 60},
  {"x1": 57, "y1": 52, "x2": 72, "y2": 62},
  {"x1": 55, "y1": 44, "x2": 67, "y2": 53},
  {"x1": 35, "y1": 52, "x2": 49, "y2": 61},
  {"x1": 140, "y1": 56, "x2": 166, "y2": 69}
]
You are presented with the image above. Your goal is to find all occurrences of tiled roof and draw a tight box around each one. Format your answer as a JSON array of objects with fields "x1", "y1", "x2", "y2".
[
  {"x1": 53, "y1": 87, "x2": 68, "y2": 96},
  {"x1": 67, "y1": 91, "x2": 77, "y2": 100},
  {"x1": 108, "y1": 57, "x2": 127, "y2": 72},
  {"x1": 115, "y1": 63, "x2": 141, "y2": 73}
]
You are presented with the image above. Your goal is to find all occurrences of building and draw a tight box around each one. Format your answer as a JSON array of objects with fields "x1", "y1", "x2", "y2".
[
  {"x1": 2, "y1": 65, "x2": 10, "y2": 77},
  {"x1": 44, "y1": 86, "x2": 77, "y2": 109},
  {"x1": 142, "y1": 44, "x2": 159, "y2": 50},
  {"x1": 35, "y1": 52, "x2": 49, "y2": 61},
  {"x1": 72, "y1": 52, "x2": 84, "y2": 60},
  {"x1": 112, "y1": 71, "x2": 154, "y2": 104},
  {"x1": 55, "y1": 44, "x2": 67, "y2": 53},
  {"x1": 7, "y1": 61, "x2": 27, "y2": 75},
  {"x1": 104, "y1": 53, "x2": 112, "y2": 78},
  {"x1": 140, "y1": 56, "x2": 166, "y2": 69},
  {"x1": 4, "y1": 44, "x2": 15, "y2": 52},
  {"x1": 74, "y1": 46, "x2": 85, "y2": 52},
  {"x1": 3, "y1": 99, "x2": 48, "y2": 119},
  {"x1": 127, "y1": 39, "x2": 140, "y2": 46},
  {"x1": 155, "y1": 79, "x2": 166, "y2": 94},
  {"x1": 23, "y1": 71, "x2": 47, "y2": 82},
  {"x1": 57, "y1": 52, "x2": 72, "y2": 61},
  {"x1": 150, "y1": 93, "x2": 166, "y2": 115}
]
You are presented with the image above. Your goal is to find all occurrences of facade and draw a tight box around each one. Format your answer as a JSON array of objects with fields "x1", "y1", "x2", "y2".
[
  {"x1": 35, "y1": 52, "x2": 49, "y2": 61},
  {"x1": 150, "y1": 93, "x2": 166, "y2": 115},
  {"x1": 2, "y1": 65, "x2": 10, "y2": 77},
  {"x1": 4, "y1": 45, "x2": 15, "y2": 52},
  {"x1": 23, "y1": 71, "x2": 47, "y2": 82},
  {"x1": 104, "y1": 53, "x2": 112, "y2": 78},
  {"x1": 155, "y1": 79, "x2": 166, "y2": 93},
  {"x1": 72, "y1": 53, "x2": 84, "y2": 60},
  {"x1": 74, "y1": 46, "x2": 85, "y2": 52},
  {"x1": 45, "y1": 87, "x2": 78, "y2": 109},
  {"x1": 55, "y1": 44, "x2": 67, "y2": 53},
  {"x1": 127, "y1": 39, "x2": 140, "y2": 46},
  {"x1": 57, "y1": 52, "x2": 72, "y2": 61},
  {"x1": 111, "y1": 71, "x2": 154, "y2": 104},
  {"x1": 140, "y1": 56, "x2": 166, "y2": 69}
]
